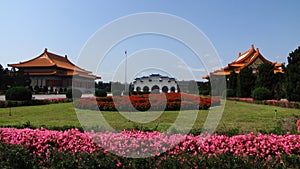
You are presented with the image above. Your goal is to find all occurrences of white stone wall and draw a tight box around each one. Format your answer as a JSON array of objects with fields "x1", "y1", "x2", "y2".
[{"x1": 133, "y1": 75, "x2": 178, "y2": 93}]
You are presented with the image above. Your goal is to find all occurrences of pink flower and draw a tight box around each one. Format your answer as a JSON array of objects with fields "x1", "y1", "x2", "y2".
[
  {"x1": 116, "y1": 161, "x2": 122, "y2": 167},
  {"x1": 1, "y1": 127, "x2": 300, "y2": 162}
]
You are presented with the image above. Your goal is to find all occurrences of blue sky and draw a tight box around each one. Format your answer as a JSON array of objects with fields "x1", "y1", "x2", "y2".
[{"x1": 1, "y1": 0, "x2": 300, "y2": 82}]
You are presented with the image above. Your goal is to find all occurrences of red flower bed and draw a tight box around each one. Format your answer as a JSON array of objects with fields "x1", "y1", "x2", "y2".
[{"x1": 74, "y1": 93, "x2": 220, "y2": 111}]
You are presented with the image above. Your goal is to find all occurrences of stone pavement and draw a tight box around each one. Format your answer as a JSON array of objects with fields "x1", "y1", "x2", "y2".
[{"x1": 0, "y1": 94, "x2": 94, "y2": 101}]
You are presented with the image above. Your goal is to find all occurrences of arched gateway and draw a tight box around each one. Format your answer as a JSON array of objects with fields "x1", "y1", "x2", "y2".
[{"x1": 133, "y1": 74, "x2": 178, "y2": 93}]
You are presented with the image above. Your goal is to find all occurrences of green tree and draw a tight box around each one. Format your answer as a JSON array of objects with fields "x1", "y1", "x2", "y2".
[
  {"x1": 254, "y1": 62, "x2": 285, "y2": 99},
  {"x1": 0, "y1": 64, "x2": 4, "y2": 90},
  {"x1": 0, "y1": 66, "x2": 13, "y2": 90},
  {"x1": 286, "y1": 46, "x2": 300, "y2": 101},
  {"x1": 12, "y1": 69, "x2": 31, "y2": 87},
  {"x1": 198, "y1": 81, "x2": 210, "y2": 95},
  {"x1": 273, "y1": 70, "x2": 286, "y2": 100},
  {"x1": 227, "y1": 71, "x2": 238, "y2": 96},
  {"x1": 255, "y1": 63, "x2": 275, "y2": 89},
  {"x1": 237, "y1": 66, "x2": 256, "y2": 98}
]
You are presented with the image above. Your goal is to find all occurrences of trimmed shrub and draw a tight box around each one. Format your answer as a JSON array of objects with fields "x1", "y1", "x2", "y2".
[
  {"x1": 5, "y1": 87, "x2": 32, "y2": 101},
  {"x1": 66, "y1": 88, "x2": 82, "y2": 99},
  {"x1": 252, "y1": 87, "x2": 272, "y2": 100},
  {"x1": 95, "y1": 89, "x2": 107, "y2": 97}
]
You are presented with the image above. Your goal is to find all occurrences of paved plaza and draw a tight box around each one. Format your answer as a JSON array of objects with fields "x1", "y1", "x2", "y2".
[{"x1": 0, "y1": 94, "x2": 94, "y2": 101}]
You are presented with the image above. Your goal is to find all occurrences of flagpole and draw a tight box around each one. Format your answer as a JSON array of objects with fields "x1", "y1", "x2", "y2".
[
  {"x1": 125, "y1": 50, "x2": 131, "y2": 122},
  {"x1": 125, "y1": 50, "x2": 127, "y2": 94}
]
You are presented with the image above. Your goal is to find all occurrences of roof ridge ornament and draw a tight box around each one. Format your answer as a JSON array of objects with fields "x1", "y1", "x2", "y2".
[
  {"x1": 44, "y1": 48, "x2": 48, "y2": 53},
  {"x1": 256, "y1": 48, "x2": 260, "y2": 53}
]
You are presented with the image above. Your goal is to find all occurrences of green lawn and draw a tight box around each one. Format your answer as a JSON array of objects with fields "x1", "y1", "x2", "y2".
[{"x1": 0, "y1": 100, "x2": 299, "y2": 133}]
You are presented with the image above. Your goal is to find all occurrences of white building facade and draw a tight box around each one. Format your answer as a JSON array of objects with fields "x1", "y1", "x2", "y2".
[{"x1": 133, "y1": 74, "x2": 178, "y2": 93}]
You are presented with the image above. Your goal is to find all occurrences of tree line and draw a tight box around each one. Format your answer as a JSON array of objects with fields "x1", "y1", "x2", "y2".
[{"x1": 0, "y1": 65, "x2": 31, "y2": 93}]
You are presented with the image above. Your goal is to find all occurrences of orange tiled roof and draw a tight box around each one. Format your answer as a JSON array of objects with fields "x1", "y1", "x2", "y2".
[
  {"x1": 8, "y1": 48, "x2": 90, "y2": 73},
  {"x1": 203, "y1": 44, "x2": 283, "y2": 79},
  {"x1": 8, "y1": 48, "x2": 100, "y2": 79}
]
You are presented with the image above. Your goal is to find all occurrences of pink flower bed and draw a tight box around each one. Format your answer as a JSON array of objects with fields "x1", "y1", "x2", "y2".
[
  {"x1": 0, "y1": 128, "x2": 98, "y2": 157},
  {"x1": 1, "y1": 128, "x2": 300, "y2": 160}
]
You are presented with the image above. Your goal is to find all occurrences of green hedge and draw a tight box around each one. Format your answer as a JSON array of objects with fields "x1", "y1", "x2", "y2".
[{"x1": 252, "y1": 87, "x2": 272, "y2": 100}]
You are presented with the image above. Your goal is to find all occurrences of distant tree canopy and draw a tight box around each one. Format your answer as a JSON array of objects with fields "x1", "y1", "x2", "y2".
[
  {"x1": 227, "y1": 71, "x2": 238, "y2": 96},
  {"x1": 198, "y1": 81, "x2": 210, "y2": 95},
  {"x1": 255, "y1": 63, "x2": 276, "y2": 89},
  {"x1": 237, "y1": 66, "x2": 256, "y2": 98},
  {"x1": 286, "y1": 46, "x2": 300, "y2": 101},
  {"x1": 254, "y1": 62, "x2": 285, "y2": 100},
  {"x1": 0, "y1": 64, "x2": 31, "y2": 91},
  {"x1": 95, "y1": 81, "x2": 112, "y2": 92}
]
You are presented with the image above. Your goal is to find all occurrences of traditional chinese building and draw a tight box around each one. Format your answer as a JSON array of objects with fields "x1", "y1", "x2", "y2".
[
  {"x1": 8, "y1": 48, "x2": 100, "y2": 93},
  {"x1": 133, "y1": 74, "x2": 178, "y2": 93},
  {"x1": 202, "y1": 44, "x2": 283, "y2": 79}
]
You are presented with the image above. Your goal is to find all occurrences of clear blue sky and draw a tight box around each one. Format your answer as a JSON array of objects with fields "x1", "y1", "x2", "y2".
[{"x1": 1, "y1": 0, "x2": 300, "y2": 82}]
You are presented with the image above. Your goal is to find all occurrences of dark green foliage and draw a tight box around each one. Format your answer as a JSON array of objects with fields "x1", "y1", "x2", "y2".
[
  {"x1": 44, "y1": 150, "x2": 115, "y2": 169},
  {"x1": 95, "y1": 81, "x2": 112, "y2": 92},
  {"x1": 95, "y1": 89, "x2": 107, "y2": 97},
  {"x1": 226, "y1": 89, "x2": 236, "y2": 97},
  {"x1": 66, "y1": 88, "x2": 82, "y2": 99},
  {"x1": 273, "y1": 71, "x2": 286, "y2": 100},
  {"x1": 198, "y1": 81, "x2": 210, "y2": 95},
  {"x1": 286, "y1": 46, "x2": 300, "y2": 101},
  {"x1": 131, "y1": 91, "x2": 138, "y2": 95},
  {"x1": 33, "y1": 85, "x2": 40, "y2": 93},
  {"x1": 252, "y1": 87, "x2": 272, "y2": 100},
  {"x1": 0, "y1": 64, "x2": 5, "y2": 91},
  {"x1": 66, "y1": 89, "x2": 72, "y2": 98},
  {"x1": 5, "y1": 86, "x2": 32, "y2": 101},
  {"x1": 255, "y1": 63, "x2": 285, "y2": 99},
  {"x1": 255, "y1": 63, "x2": 275, "y2": 92},
  {"x1": 0, "y1": 142, "x2": 38, "y2": 168},
  {"x1": 237, "y1": 67, "x2": 256, "y2": 98},
  {"x1": 0, "y1": 66, "x2": 31, "y2": 91},
  {"x1": 12, "y1": 69, "x2": 31, "y2": 87},
  {"x1": 227, "y1": 70, "x2": 238, "y2": 91}
]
